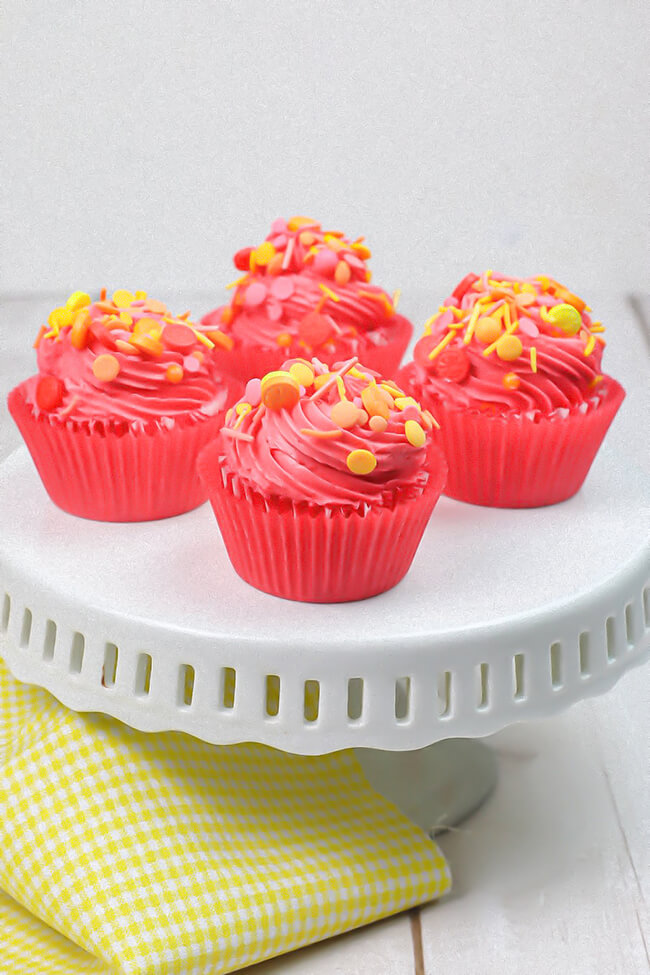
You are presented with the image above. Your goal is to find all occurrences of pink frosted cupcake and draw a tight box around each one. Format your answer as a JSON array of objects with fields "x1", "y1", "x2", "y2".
[
  {"x1": 398, "y1": 272, "x2": 625, "y2": 508},
  {"x1": 200, "y1": 216, "x2": 412, "y2": 382},
  {"x1": 8, "y1": 289, "x2": 241, "y2": 521},
  {"x1": 197, "y1": 357, "x2": 447, "y2": 602}
]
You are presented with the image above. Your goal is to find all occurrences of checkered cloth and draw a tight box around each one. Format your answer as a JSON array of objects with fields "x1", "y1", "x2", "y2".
[{"x1": 0, "y1": 657, "x2": 450, "y2": 974}]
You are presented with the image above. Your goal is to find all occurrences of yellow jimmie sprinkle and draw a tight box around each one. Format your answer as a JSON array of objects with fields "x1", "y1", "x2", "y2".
[
  {"x1": 318, "y1": 283, "x2": 340, "y2": 302},
  {"x1": 463, "y1": 301, "x2": 483, "y2": 345},
  {"x1": 503, "y1": 301, "x2": 512, "y2": 331},
  {"x1": 422, "y1": 314, "x2": 437, "y2": 335},
  {"x1": 193, "y1": 329, "x2": 215, "y2": 349},
  {"x1": 392, "y1": 289, "x2": 401, "y2": 309},
  {"x1": 226, "y1": 275, "x2": 249, "y2": 289},
  {"x1": 482, "y1": 333, "x2": 503, "y2": 357},
  {"x1": 427, "y1": 330, "x2": 455, "y2": 360},
  {"x1": 590, "y1": 322, "x2": 605, "y2": 332},
  {"x1": 452, "y1": 307, "x2": 466, "y2": 320},
  {"x1": 530, "y1": 347, "x2": 538, "y2": 372},
  {"x1": 583, "y1": 334, "x2": 596, "y2": 356},
  {"x1": 336, "y1": 376, "x2": 347, "y2": 400}
]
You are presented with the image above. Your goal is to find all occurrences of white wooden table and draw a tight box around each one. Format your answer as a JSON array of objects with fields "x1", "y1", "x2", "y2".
[{"x1": 1, "y1": 293, "x2": 648, "y2": 975}]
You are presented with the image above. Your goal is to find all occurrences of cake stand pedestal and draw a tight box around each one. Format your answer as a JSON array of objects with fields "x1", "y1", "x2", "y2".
[{"x1": 0, "y1": 447, "x2": 648, "y2": 832}]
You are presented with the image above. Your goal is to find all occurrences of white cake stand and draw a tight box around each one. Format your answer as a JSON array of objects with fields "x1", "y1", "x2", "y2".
[{"x1": 1, "y1": 441, "x2": 648, "y2": 832}]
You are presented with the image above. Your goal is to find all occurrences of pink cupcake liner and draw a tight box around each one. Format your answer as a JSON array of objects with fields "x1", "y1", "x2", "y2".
[
  {"x1": 197, "y1": 439, "x2": 447, "y2": 603},
  {"x1": 207, "y1": 315, "x2": 413, "y2": 384},
  {"x1": 398, "y1": 365, "x2": 625, "y2": 508},
  {"x1": 8, "y1": 377, "x2": 241, "y2": 522}
]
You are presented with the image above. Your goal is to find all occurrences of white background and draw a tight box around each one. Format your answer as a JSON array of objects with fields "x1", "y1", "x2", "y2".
[{"x1": 1, "y1": 0, "x2": 649, "y2": 307}]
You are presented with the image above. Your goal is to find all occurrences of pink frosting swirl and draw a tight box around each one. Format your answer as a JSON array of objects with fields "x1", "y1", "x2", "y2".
[
  {"x1": 27, "y1": 291, "x2": 231, "y2": 424},
  {"x1": 201, "y1": 217, "x2": 404, "y2": 357},
  {"x1": 219, "y1": 357, "x2": 438, "y2": 506},
  {"x1": 406, "y1": 273, "x2": 612, "y2": 415}
]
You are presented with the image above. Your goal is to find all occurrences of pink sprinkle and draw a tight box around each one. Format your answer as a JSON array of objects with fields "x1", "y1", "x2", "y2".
[
  {"x1": 438, "y1": 310, "x2": 454, "y2": 327},
  {"x1": 271, "y1": 218, "x2": 288, "y2": 234},
  {"x1": 344, "y1": 253, "x2": 365, "y2": 272},
  {"x1": 312, "y1": 249, "x2": 338, "y2": 275},
  {"x1": 267, "y1": 301, "x2": 283, "y2": 321},
  {"x1": 518, "y1": 317, "x2": 539, "y2": 338},
  {"x1": 183, "y1": 355, "x2": 201, "y2": 373},
  {"x1": 270, "y1": 234, "x2": 287, "y2": 249},
  {"x1": 244, "y1": 378, "x2": 262, "y2": 406},
  {"x1": 245, "y1": 282, "x2": 268, "y2": 307},
  {"x1": 270, "y1": 277, "x2": 294, "y2": 300}
]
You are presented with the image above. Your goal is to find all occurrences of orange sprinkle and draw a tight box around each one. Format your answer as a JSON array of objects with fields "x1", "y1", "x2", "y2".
[
  {"x1": 166, "y1": 364, "x2": 184, "y2": 383},
  {"x1": 361, "y1": 385, "x2": 390, "y2": 421},
  {"x1": 92, "y1": 353, "x2": 120, "y2": 382},
  {"x1": 300, "y1": 428, "x2": 342, "y2": 439},
  {"x1": 33, "y1": 325, "x2": 46, "y2": 349},
  {"x1": 334, "y1": 260, "x2": 351, "y2": 285},
  {"x1": 275, "y1": 332, "x2": 293, "y2": 347},
  {"x1": 503, "y1": 372, "x2": 520, "y2": 390},
  {"x1": 330, "y1": 399, "x2": 360, "y2": 429},
  {"x1": 130, "y1": 334, "x2": 164, "y2": 357},
  {"x1": 207, "y1": 329, "x2": 234, "y2": 351},
  {"x1": 70, "y1": 309, "x2": 91, "y2": 349},
  {"x1": 99, "y1": 287, "x2": 107, "y2": 301},
  {"x1": 261, "y1": 371, "x2": 300, "y2": 411},
  {"x1": 115, "y1": 339, "x2": 140, "y2": 356}
]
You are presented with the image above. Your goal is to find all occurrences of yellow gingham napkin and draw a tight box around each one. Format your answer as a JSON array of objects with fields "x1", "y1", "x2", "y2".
[{"x1": 0, "y1": 657, "x2": 450, "y2": 974}]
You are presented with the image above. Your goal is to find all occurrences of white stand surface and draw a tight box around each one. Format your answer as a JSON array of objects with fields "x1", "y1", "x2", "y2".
[{"x1": 1, "y1": 292, "x2": 649, "y2": 973}]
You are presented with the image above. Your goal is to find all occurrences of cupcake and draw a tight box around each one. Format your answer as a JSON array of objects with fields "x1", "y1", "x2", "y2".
[
  {"x1": 8, "y1": 289, "x2": 241, "y2": 521},
  {"x1": 398, "y1": 272, "x2": 625, "y2": 508},
  {"x1": 200, "y1": 216, "x2": 412, "y2": 383},
  {"x1": 197, "y1": 357, "x2": 447, "y2": 602}
]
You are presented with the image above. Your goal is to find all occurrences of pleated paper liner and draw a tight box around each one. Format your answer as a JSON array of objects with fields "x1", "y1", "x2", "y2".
[
  {"x1": 7, "y1": 376, "x2": 242, "y2": 522},
  {"x1": 203, "y1": 314, "x2": 413, "y2": 384},
  {"x1": 398, "y1": 365, "x2": 626, "y2": 508},
  {"x1": 198, "y1": 440, "x2": 448, "y2": 603}
]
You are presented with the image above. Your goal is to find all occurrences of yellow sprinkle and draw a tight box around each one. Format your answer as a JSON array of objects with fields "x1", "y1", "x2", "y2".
[
  {"x1": 583, "y1": 335, "x2": 596, "y2": 356},
  {"x1": 590, "y1": 374, "x2": 604, "y2": 387},
  {"x1": 119, "y1": 312, "x2": 133, "y2": 325},
  {"x1": 234, "y1": 403, "x2": 252, "y2": 428},
  {"x1": 112, "y1": 289, "x2": 135, "y2": 308},
  {"x1": 65, "y1": 291, "x2": 91, "y2": 312},
  {"x1": 380, "y1": 383, "x2": 404, "y2": 399},
  {"x1": 530, "y1": 347, "x2": 537, "y2": 372},
  {"x1": 392, "y1": 289, "x2": 401, "y2": 309},
  {"x1": 503, "y1": 301, "x2": 511, "y2": 331},
  {"x1": 254, "y1": 241, "x2": 276, "y2": 266},
  {"x1": 394, "y1": 396, "x2": 419, "y2": 410},
  {"x1": 135, "y1": 290, "x2": 148, "y2": 300},
  {"x1": 288, "y1": 362, "x2": 315, "y2": 387},
  {"x1": 404, "y1": 419, "x2": 426, "y2": 448},
  {"x1": 318, "y1": 283, "x2": 340, "y2": 302},
  {"x1": 226, "y1": 276, "x2": 248, "y2": 289},
  {"x1": 336, "y1": 376, "x2": 347, "y2": 400},
  {"x1": 193, "y1": 329, "x2": 215, "y2": 349},
  {"x1": 423, "y1": 314, "x2": 437, "y2": 333},
  {"x1": 590, "y1": 323, "x2": 605, "y2": 332},
  {"x1": 427, "y1": 330, "x2": 455, "y2": 360},
  {"x1": 346, "y1": 449, "x2": 377, "y2": 475},
  {"x1": 463, "y1": 302, "x2": 483, "y2": 344}
]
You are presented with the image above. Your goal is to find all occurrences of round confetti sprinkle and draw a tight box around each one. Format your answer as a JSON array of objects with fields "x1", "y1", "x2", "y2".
[
  {"x1": 312, "y1": 249, "x2": 338, "y2": 275},
  {"x1": 495, "y1": 334, "x2": 523, "y2": 361},
  {"x1": 334, "y1": 260, "x2": 351, "y2": 285},
  {"x1": 475, "y1": 316, "x2": 502, "y2": 344},
  {"x1": 130, "y1": 334, "x2": 163, "y2": 357},
  {"x1": 48, "y1": 307, "x2": 74, "y2": 329},
  {"x1": 144, "y1": 299, "x2": 167, "y2": 314},
  {"x1": 298, "y1": 312, "x2": 333, "y2": 348},
  {"x1": 261, "y1": 371, "x2": 300, "y2": 411},
  {"x1": 517, "y1": 317, "x2": 539, "y2": 338},
  {"x1": 404, "y1": 419, "x2": 426, "y2": 447},
  {"x1": 245, "y1": 282, "x2": 268, "y2": 307},
  {"x1": 267, "y1": 252, "x2": 285, "y2": 276},
  {"x1": 299, "y1": 231, "x2": 317, "y2": 246},
  {"x1": 92, "y1": 353, "x2": 120, "y2": 382},
  {"x1": 547, "y1": 303, "x2": 582, "y2": 335},
  {"x1": 133, "y1": 317, "x2": 162, "y2": 337},
  {"x1": 361, "y1": 385, "x2": 390, "y2": 420},
  {"x1": 36, "y1": 375, "x2": 64, "y2": 411},
  {"x1": 112, "y1": 290, "x2": 135, "y2": 308},
  {"x1": 369, "y1": 415, "x2": 388, "y2": 433},
  {"x1": 289, "y1": 361, "x2": 315, "y2": 387},
  {"x1": 347, "y1": 449, "x2": 377, "y2": 475},
  {"x1": 434, "y1": 347, "x2": 471, "y2": 382},
  {"x1": 166, "y1": 364, "x2": 184, "y2": 383},
  {"x1": 270, "y1": 277, "x2": 294, "y2": 300},
  {"x1": 330, "y1": 400, "x2": 359, "y2": 429},
  {"x1": 356, "y1": 409, "x2": 369, "y2": 426},
  {"x1": 254, "y1": 241, "x2": 276, "y2": 266},
  {"x1": 65, "y1": 291, "x2": 91, "y2": 312},
  {"x1": 288, "y1": 215, "x2": 318, "y2": 231},
  {"x1": 234, "y1": 247, "x2": 252, "y2": 271},
  {"x1": 244, "y1": 378, "x2": 262, "y2": 406},
  {"x1": 503, "y1": 372, "x2": 520, "y2": 390},
  {"x1": 183, "y1": 355, "x2": 201, "y2": 374},
  {"x1": 163, "y1": 323, "x2": 196, "y2": 354},
  {"x1": 275, "y1": 332, "x2": 292, "y2": 347}
]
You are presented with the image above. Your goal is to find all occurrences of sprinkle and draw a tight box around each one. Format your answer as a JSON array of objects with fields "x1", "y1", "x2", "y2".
[
  {"x1": 334, "y1": 260, "x2": 351, "y2": 285},
  {"x1": 404, "y1": 419, "x2": 426, "y2": 447},
  {"x1": 289, "y1": 361, "x2": 315, "y2": 387},
  {"x1": 206, "y1": 329, "x2": 234, "y2": 351},
  {"x1": 130, "y1": 334, "x2": 164, "y2": 357},
  {"x1": 57, "y1": 394, "x2": 79, "y2": 419},
  {"x1": 33, "y1": 325, "x2": 46, "y2": 349},
  {"x1": 48, "y1": 306, "x2": 74, "y2": 330},
  {"x1": 361, "y1": 385, "x2": 390, "y2": 420},
  {"x1": 300, "y1": 427, "x2": 342, "y2": 439},
  {"x1": 380, "y1": 382, "x2": 404, "y2": 399},
  {"x1": 166, "y1": 364, "x2": 184, "y2": 383},
  {"x1": 495, "y1": 334, "x2": 523, "y2": 361},
  {"x1": 112, "y1": 290, "x2": 135, "y2": 308},
  {"x1": 221, "y1": 426, "x2": 254, "y2": 443},
  {"x1": 244, "y1": 282, "x2": 268, "y2": 307},
  {"x1": 115, "y1": 339, "x2": 140, "y2": 355},
  {"x1": 99, "y1": 287, "x2": 107, "y2": 301},
  {"x1": 590, "y1": 323, "x2": 605, "y2": 332},
  {"x1": 261, "y1": 370, "x2": 300, "y2": 411},
  {"x1": 65, "y1": 291, "x2": 91, "y2": 312},
  {"x1": 394, "y1": 396, "x2": 419, "y2": 410},
  {"x1": 282, "y1": 236, "x2": 295, "y2": 270},
  {"x1": 318, "y1": 283, "x2": 340, "y2": 303},
  {"x1": 427, "y1": 330, "x2": 455, "y2": 360},
  {"x1": 70, "y1": 309, "x2": 91, "y2": 349},
  {"x1": 193, "y1": 329, "x2": 215, "y2": 349},
  {"x1": 310, "y1": 357, "x2": 359, "y2": 402},
  {"x1": 163, "y1": 323, "x2": 196, "y2": 354},
  {"x1": 503, "y1": 372, "x2": 520, "y2": 390},
  {"x1": 590, "y1": 374, "x2": 604, "y2": 387},
  {"x1": 530, "y1": 347, "x2": 538, "y2": 372},
  {"x1": 346, "y1": 449, "x2": 377, "y2": 475},
  {"x1": 546, "y1": 303, "x2": 582, "y2": 335},
  {"x1": 463, "y1": 302, "x2": 483, "y2": 344},
  {"x1": 369, "y1": 415, "x2": 388, "y2": 433},
  {"x1": 392, "y1": 289, "x2": 401, "y2": 309},
  {"x1": 583, "y1": 335, "x2": 596, "y2": 356},
  {"x1": 92, "y1": 353, "x2": 120, "y2": 382},
  {"x1": 36, "y1": 375, "x2": 65, "y2": 411},
  {"x1": 254, "y1": 241, "x2": 276, "y2": 266},
  {"x1": 475, "y1": 316, "x2": 502, "y2": 345},
  {"x1": 135, "y1": 291, "x2": 147, "y2": 300},
  {"x1": 433, "y1": 347, "x2": 471, "y2": 383},
  {"x1": 226, "y1": 276, "x2": 249, "y2": 290}
]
